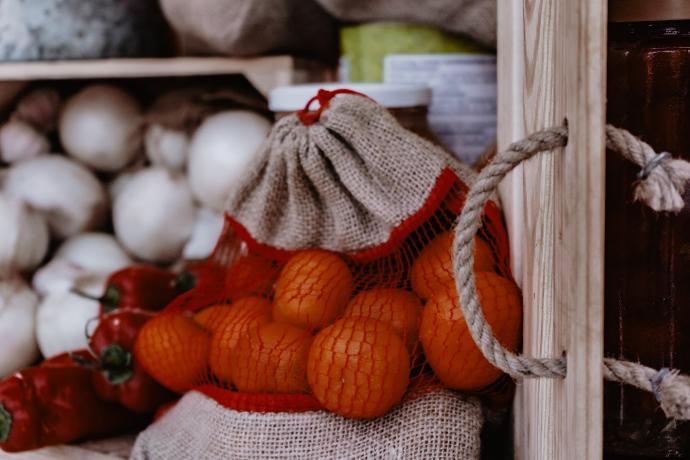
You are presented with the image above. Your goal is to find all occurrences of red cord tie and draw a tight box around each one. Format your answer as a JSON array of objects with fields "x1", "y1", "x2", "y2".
[{"x1": 297, "y1": 88, "x2": 370, "y2": 125}]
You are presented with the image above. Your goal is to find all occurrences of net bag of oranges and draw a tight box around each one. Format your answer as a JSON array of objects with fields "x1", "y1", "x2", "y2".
[{"x1": 130, "y1": 89, "x2": 521, "y2": 460}]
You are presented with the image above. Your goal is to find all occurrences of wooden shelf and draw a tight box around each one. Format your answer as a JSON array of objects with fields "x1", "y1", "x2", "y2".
[{"x1": 0, "y1": 56, "x2": 333, "y2": 96}]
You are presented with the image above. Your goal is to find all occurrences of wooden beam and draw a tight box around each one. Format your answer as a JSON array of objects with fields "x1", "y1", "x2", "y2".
[{"x1": 497, "y1": 1, "x2": 606, "y2": 459}]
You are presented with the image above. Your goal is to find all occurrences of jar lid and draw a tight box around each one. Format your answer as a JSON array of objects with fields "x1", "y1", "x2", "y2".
[
  {"x1": 610, "y1": 0, "x2": 690, "y2": 22},
  {"x1": 269, "y1": 83, "x2": 432, "y2": 112}
]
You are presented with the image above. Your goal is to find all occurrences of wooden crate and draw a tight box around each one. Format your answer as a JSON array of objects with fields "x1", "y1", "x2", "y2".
[
  {"x1": 0, "y1": 13, "x2": 610, "y2": 456},
  {"x1": 497, "y1": 1, "x2": 606, "y2": 459},
  {"x1": 0, "y1": 55, "x2": 332, "y2": 460}
]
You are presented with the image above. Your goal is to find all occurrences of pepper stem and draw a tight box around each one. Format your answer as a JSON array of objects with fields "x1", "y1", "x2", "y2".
[
  {"x1": 70, "y1": 288, "x2": 101, "y2": 301},
  {"x1": 175, "y1": 271, "x2": 196, "y2": 294},
  {"x1": 100, "y1": 285, "x2": 121, "y2": 314},
  {"x1": 0, "y1": 403, "x2": 11, "y2": 443},
  {"x1": 100, "y1": 344, "x2": 134, "y2": 385},
  {"x1": 71, "y1": 285, "x2": 121, "y2": 314}
]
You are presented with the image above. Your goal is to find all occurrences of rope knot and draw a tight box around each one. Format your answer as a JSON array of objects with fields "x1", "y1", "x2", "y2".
[
  {"x1": 653, "y1": 369, "x2": 690, "y2": 420},
  {"x1": 605, "y1": 126, "x2": 690, "y2": 212}
]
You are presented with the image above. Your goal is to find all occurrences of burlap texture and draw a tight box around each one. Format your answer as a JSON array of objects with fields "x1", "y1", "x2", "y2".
[
  {"x1": 316, "y1": 0, "x2": 496, "y2": 47},
  {"x1": 130, "y1": 389, "x2": 482, "y2": 460},
  {"x1": 158, "y1": 0, "x2": 338, "y2": 62},
  {"x1": 225, "y1": 94, "x2": 475, "y2": 254}
]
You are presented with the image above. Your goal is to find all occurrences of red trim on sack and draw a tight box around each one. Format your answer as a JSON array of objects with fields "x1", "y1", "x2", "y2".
[
  {"x1": 349, "y1": 167, "x2": 459, "y2": 263},
  {"x1": 195, "y1": 385, "x2": 323, "y2": 413},
  {"x1": 195, "y1": 376, "x2": 442, "y2": 415},
  {"x1": 225, "y1": 167, "x2": 461, "y2": 264},
  {"x1": 297, "y1": 88, "x2": 371, "y2": 125},
  {"x1": 225, "y1": 216, "x2": 295, "y2": 262}
]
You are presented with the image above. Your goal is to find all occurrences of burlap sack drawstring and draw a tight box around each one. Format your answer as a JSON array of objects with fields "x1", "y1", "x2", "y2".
[
  {"x1": 297, "y1": 88, "x2": 369, "y2": 125},
  {"x1": 452, "y1": 123, "x2": 690, "y2": 421}
]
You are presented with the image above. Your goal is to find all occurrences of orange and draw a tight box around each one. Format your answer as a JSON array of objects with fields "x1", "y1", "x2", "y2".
[
  {"x1": 273, "y1": 250, "x2": 353, "y2": 330},
  {"x1": 342, "y1": 288, "x2": 422, "y2": 351},
  {"x1": 411, "y1": 231, "x2": 495, "y2": 300},
  {"x1": 419, "y1": 271, "x2": 521, "y2": 391},
  {"x1": 224, "y1": 254, "x2": 280, "y2": 299},
  {"x1": 135, "y1": 312, "x2": 210, "y2": 393},
  {"x1": 232, "y1": 322, "x2": 313, "y2": 393},
  {"x1": 193, "y1": 304, "x2": 233, "y2": 332},
  {"x1": 208, "y1": 297, "x2": 272, "y2": 383},
  {"x1": 307, "y1": 317, "x2": 410, "y2": 419}
]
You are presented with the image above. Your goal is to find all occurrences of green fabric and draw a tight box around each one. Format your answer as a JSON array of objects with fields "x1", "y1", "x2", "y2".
[{"x1": 341, "y1": 22, "x2": 490, "y2": 82}]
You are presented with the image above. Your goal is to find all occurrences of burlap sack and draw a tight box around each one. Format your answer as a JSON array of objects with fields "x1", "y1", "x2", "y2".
[
  {"x1": 316, "y1": 0, "x2": 496, "y2": 47},
  {"x1": 158, "y1": 0, "x2": 338, "y2": 62},
  {"x1": 130, "y1": 389, "x2": 482, "y2": 460},
  {"x1": 225, "y1": 92, "x2": 476, "y2": 255}
]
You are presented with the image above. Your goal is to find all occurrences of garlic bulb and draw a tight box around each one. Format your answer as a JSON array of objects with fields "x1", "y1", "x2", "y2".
[
  {"x1": 59, "y1": 84, "x2": 142, "y2": 172},
  {"x1": 0, "y1": 119, "x2": 50, "y2": 163},
  {"x1": 0, "y1": 192, "x2": 49, "y2": 276},
  {"x1": 55, "y1": 232, "x2": 133, "y2": 273},
  {"x1": 35, "y1": 274, "x2": 105, "y2": 358},
  {"x1": 183, "y1": 208, "x2": 225, "y2": 260},
  {"x1": 188, "y1": 111, "x2": 271, "y2": 211},
  {"x1": 4, "y1": 155, "x2": 108, "y2": 238},
  {"x1": 144, "y1": 124, "x2": 189, "y2": 172},
  {"x1": 33, "y1": 233, "x2": 133, "y2": 297},
  {"x1": 113, "y1": 167, "x2": 196, "y2": 263},
  {"x1": 0, "y1": 277, "x2": 40, "y2": 378},
  {"x1": 14, "y1": 87, "x2": 61, "y2": 132}
]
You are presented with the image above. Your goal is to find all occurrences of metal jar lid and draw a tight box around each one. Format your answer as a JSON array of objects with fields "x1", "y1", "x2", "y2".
[
  {"x1": 269, "y1": 83, "x2": 432, "y2": 112},
  {"x1": 610, "y1": 0, "x2": 690, "y2": 22}
]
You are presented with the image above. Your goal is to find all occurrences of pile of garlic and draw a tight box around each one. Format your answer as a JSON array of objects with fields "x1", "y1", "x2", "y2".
[{"x1": 0, "y1": 84, "x2": 272, "y2": 374}]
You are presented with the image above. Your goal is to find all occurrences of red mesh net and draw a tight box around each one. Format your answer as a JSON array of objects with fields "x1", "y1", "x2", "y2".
[{"x1": 133, "y1": 176, "x2": 521, "y2": 420}]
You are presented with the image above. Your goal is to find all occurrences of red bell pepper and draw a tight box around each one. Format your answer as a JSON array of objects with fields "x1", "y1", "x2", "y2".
[
  {"x1": 179, "y1": 257, "x2": 279, "y2": 300},
  {"x1": 0, "y1": 352, "x2": 142, "y2": 453},
  {"x1": 75, "y1": 265, "x2": 180, "y2": 316},
  {"x1": 87, "y1": 310, "x2": 175, "y2": 414}
]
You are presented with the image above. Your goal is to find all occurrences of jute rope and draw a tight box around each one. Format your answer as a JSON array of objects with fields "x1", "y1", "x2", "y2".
[{"x1": 452, "y1": 124, "x2": 690, "y2": 420}]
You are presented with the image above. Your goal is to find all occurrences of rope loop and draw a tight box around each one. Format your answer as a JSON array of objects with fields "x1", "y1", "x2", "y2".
[{"x1": 452, "y1": 123, "x2": 690, "y2": 420}]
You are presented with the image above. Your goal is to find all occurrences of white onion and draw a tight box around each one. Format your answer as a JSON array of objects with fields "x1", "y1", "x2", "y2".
[
  {"x1": 0, "y1": 277, "x2": 40, "y2": 377},
  {"x1": 59, "y1": 84, "x2": 142, "y2": 172},
  {"x1": 0, "y1": 119, "x2": 50, "y2": 163},
  {"x1": 32, "y1": 259, "x2": 92, "y2": 298},
  {"x1": 188, "y1": 111, "x2": 271, "y2": 211},
  {"x1": 113, "y1": 167, "x2": 196, "y2": 263},
  {"x1": 35, "y1": 275, "x2": 105, "y2": 358},
  {"x1": 183, "y1": 208, "x2": 225, "y2": 260},
  {"x1": 0, "y1": 192, "x2": 49, "y2": 276},
  {"x1": 144, "y1": 124, "x2": 189, "y2": 172},
  {"x1": 4, "y1": 155, "x2": 108, "y2": 239}
]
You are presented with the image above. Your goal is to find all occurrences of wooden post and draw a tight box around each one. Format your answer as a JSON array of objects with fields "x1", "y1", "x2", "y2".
[{"x1": 497, "y1": 1, "x2": 606, "y2": 459}]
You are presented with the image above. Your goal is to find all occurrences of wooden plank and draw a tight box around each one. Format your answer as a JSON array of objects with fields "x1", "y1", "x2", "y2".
[
  {"x1": 497, "y1": 1, "x2": 606, "y2": 459},
  {"x1": 0, "y1": 57, "x2": 333, "y2": 96}
]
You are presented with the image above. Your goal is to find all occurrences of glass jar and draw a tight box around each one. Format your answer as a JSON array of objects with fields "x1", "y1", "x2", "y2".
[
  {"x1": 269, "y1": 83, "x2": 440, "y2": 144},
  {"x1": 606, "y1": 1, "x2": 690, "y2": 458}
]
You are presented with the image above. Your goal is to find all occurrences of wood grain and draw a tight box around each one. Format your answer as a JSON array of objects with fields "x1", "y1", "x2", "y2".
[
  {"x1": 497, "y1": 1, "x2": 606, "y2": 459},
  {"x1": 0, "y1": 57, "x2": 333, "y2": 96}
]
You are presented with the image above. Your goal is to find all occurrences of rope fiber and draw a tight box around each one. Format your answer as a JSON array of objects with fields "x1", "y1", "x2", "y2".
[{"x1": 452, "y1": 124, "x2": 690, "y2": 420}]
